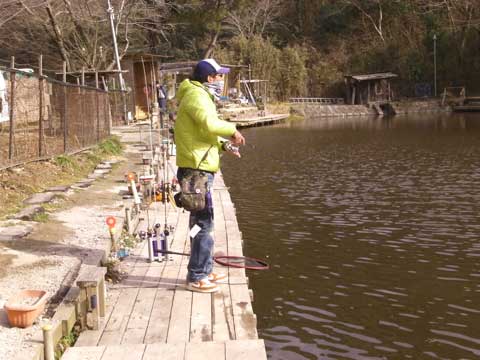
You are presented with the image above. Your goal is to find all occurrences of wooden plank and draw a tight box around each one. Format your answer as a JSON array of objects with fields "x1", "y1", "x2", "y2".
[
  {"x1": 144, "y1": 290, "x2": 174, "y2": 344},
  {"x1": 143, "y1": 342, "x2": 186, "y2": 360},
  {"x1": 76, "y1": 266, "x2": 107, "y2": 288},
  {"x1": 229, "y1": 285, "x2": 258, "y2": 340},
  {"x1": 166, "y1": 289, "x2": 192, "y2": 343},
  {"x1": 121, "y1": 287, "x2": 157, "y2": 344},
  {"x1": 225, "y1": 340, "x2": 267, "y2": 360},
  {"x1": 75, "y1": 289, "x2": 122, "y2": 346},
  {"x1": 62, "y1": 346, "x2": 105, "y2": 360},
  {"x1": 189, "y1": 292, "x2": 212, "y2": 342},
  {"x1": 98, "y1": 287, "x2": 139, "y2": 345},
  {"x1": 100, "y1": 344, "x2": 145, "y2": 360},
  {"x1": 126, "y1": 287, "x2": 157, "y2": 329},
  {"x1": 184, "y1": 341, "x2": 225, "y2": 360},
  {"x1": 212, "y1": 284, "x2": 234, "y2": 342}
]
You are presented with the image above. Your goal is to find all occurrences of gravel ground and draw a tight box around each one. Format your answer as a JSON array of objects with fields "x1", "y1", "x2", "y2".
[{"x1": 0, "y1": 155, "x2": 134, "y2": 359}]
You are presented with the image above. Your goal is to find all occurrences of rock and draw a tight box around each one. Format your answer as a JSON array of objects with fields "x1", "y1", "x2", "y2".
[
  {"x1": 46, "y1": 185, "x2": 70, "y2": 193},
  {"x1": 96, "y1": 163, "x2": 112, "y2": 170},
  {"x1": 94, "y1": 169, "x2": 110, "y2": 175},
  {"x1": 7, "y1": 167, "x2": 24, "y2": 174},
  {"x1": 0, "y1": 224, "x2": 34, "y2": 241},
  {"x1": 13, "y1": 206, "x2": 45, "y2": 221},
  {"x1": 87, "y1": 173, "x2": 103, "y2": 179},
  {"x1": 23, "y1": 192, "x2": 56, "y2": 205},
  {"x1": 72, "y1": 179, "x2": 94, "y2": 189}
]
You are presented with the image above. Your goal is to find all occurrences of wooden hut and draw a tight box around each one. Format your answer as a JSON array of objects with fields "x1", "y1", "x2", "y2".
[{"x1": 344, "y1": 72, "x2": 397, "y2": 105}]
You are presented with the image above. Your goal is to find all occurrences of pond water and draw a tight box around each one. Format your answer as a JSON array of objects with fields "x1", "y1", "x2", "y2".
[{"x1": 221, "y1": 114, "x2": 480, "y2": 359}]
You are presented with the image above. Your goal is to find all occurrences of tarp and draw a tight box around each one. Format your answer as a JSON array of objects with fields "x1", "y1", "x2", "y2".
[{"x1": 0, "y1": 70, "x2": 9, "y2": 123}]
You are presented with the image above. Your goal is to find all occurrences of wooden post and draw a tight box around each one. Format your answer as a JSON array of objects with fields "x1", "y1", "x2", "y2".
[
  {"x1": 103, "y1": 77, "x2": 111, "y2": 135},
  {"x1": 125, "y1": 207, "x2": 131, "y2": 235},
  {"x1": 62, "y1": 62, "x2": 68, "y2": 152},
  {"x1": 80, "y1": 69, "x2": 86, "y2": 147},
  {"x1": 8, "y1": 57, "x2": 15, "y2": 160},
  {"x1": 38, "y1": 55, "x2": 44, "y2": 156},
  {"x1": 42, "y1": 324, "x2": 55, "y2": 360},
  {"x1": 95, "y1": 72, "x2": 100, "y2": 142}
]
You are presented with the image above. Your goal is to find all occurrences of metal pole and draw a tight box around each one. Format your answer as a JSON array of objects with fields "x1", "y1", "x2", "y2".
[
  {"x1": 107, "y1": 0, "x2": 129, "y2": 126},
  {"x1": 8, "y1": 57, "x2": 15, "y2": 160},
  {"x1": 106, "y1": 0, "x2": 125, "y2": 91},
  {"x1": 433, "y1": 34, "x2": 437, "y2": 97}
]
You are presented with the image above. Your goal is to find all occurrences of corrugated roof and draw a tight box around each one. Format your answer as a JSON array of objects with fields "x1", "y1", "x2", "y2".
[{"x1": 345, "y1": 72, "x2": 398, "y2": 81}]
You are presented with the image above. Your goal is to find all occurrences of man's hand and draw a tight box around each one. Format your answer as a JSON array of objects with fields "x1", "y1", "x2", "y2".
[
  {"x1": 231, "y1": 130, "x2": 245, "y2": 146},
  {"x1": 223, "y1": 142, "x2": 241, "y2": 158}
]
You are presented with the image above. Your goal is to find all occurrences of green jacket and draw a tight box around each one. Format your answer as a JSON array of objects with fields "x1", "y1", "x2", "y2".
[{"x1": 174, "y1": 79, "x2": 236, "y2": 172}]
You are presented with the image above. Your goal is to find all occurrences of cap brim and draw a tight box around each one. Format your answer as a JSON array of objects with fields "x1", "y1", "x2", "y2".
[{"x1": 217, "y1": 67, "x2": 230, "y2": 74}]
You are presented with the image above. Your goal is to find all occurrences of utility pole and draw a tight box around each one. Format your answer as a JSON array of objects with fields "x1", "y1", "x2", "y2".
[
  {"x1": 107, "y1": 0, "x2": 125, "y2": 91},
  {"x1": 433, "y1": 34, "x2": 437, "y2": 97}
]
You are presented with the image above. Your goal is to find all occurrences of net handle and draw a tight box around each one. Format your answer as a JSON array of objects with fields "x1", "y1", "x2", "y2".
[{"x1": 214, "y1": 255, "x2": 269, "y2": 270}]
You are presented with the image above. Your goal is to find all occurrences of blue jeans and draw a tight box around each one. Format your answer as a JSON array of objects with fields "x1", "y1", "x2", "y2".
[{"x1": 177, "y1": 168, "x2": 215, "y2": 282}]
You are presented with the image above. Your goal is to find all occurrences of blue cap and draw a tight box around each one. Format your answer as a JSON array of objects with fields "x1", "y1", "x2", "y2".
[{"x1": 194, "y1": 58, "x2": 230, "y2": 79}]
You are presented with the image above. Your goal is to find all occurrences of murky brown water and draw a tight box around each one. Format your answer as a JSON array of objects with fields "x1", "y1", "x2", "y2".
[{"x1": 222, "y1": 114, "x2": 480, "y2": 359}]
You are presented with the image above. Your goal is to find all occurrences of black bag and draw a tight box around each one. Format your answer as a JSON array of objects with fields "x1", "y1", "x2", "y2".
[{"x1": 178, "y1": 169, "x2": 209, "y2": 212}]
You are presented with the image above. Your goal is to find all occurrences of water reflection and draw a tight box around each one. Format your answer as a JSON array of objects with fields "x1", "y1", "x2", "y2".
[{"x1": 222, "y1": 113, "x2": 480, "y2": 359}]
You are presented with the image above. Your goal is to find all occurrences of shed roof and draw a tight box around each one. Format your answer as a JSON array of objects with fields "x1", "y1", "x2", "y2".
[{"x1": 345, "y1": 72, "x2": 398, "y2": 81}]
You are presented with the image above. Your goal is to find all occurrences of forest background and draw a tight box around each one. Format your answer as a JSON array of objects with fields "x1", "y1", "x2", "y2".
[{"x1": 1, "y1": 0, "x2": 479, "y2": 101}]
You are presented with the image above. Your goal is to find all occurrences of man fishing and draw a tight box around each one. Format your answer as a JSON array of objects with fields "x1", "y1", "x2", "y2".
[{"x1": 174, "y1": 58, "x2": 245, "y2": 293}]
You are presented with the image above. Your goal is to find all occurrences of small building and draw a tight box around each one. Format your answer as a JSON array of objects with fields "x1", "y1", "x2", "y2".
[{"x1": 344, "y1": 72, "x2": 397, "y2": 105}]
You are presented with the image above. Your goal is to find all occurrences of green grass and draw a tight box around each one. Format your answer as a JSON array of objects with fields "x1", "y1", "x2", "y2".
[
  {"x1": 97, "y1": 136, "x2": 123, "y2": 156},
  {"x1": 32, "y1": 212, "x2": 49, "y2": 222},
  {"x1": 55, "y1": 329, "x2": 79, "y2": 360},
  {"x1": 54, "y1": 155, "x2": 78, "y2": 170},
  {"x1": 120, "y1": 232, "x2": 137, "y2": 249},
  {"x1": 86, "y1": 152, "x2": 102, "y2": 165}
]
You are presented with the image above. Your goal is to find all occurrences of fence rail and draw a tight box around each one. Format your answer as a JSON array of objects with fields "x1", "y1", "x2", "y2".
[
  {"x1": 289, "y1": 97, "x2": 345, "y2": 104},
  {"x1": 0, "y1": 66, "x2": 112, "y2": 169}
]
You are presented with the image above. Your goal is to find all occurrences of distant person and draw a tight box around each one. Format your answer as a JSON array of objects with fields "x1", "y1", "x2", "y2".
[
  {"x1": 174, "y1": 58, "x2": 245, "y2": 293},
  {"x1": 156, "y1": 81, "x2": 167, "y2": 112}
]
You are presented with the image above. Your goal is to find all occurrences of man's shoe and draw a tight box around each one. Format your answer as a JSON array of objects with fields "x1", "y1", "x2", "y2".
[
  {"x1": 208, "y1": 272, "x2": 227, "y2": 283},
  {"x1": 187, "y1": 278, "x2": 219, "y2": 293}
]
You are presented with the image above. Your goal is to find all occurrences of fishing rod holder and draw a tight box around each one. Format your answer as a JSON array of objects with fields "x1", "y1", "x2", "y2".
[{"x1": 146, "y1": 223, "x2": 172, "y2": 262}]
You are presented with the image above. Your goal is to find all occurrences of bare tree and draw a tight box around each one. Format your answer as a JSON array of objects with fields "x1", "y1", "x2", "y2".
[
  {"x1": 226, "y1": 0, "x2": 283, "y2": 39},
  {"x1": 342, "y1": 0, "x2": 387, "y2": 44},
  {"x1": 0, "y1": 0, "x2": 173, "y2": 71}
]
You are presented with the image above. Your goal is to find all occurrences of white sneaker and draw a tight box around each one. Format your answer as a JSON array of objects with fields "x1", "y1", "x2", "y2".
[
  {"x1": 208, "y1": 272, "x2": 227, "y2": 283},
  {"x1": 186, "y1": 278, "x2": 219, "y2": 293}
]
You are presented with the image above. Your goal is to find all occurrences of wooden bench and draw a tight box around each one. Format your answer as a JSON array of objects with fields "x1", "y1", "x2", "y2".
[{"x1": 76, "y1": 265, "x2": 107, "y2": 330}]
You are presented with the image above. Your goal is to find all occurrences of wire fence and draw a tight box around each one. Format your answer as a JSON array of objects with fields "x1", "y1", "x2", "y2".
[
  {"x1": 0, "y1": 68, "x2": 115, "y2": 169},
  {"x1": 109, "y1": 90, "x2": 132, "y2": 126}
]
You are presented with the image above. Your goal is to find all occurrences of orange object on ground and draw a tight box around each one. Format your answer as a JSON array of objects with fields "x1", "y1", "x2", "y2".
[
  {"x1": 106, "y1": 216, "x2": 116, "y2": 229},
  {"x1": 4, "y1": 290, "x2": 48, "y2": 328}
]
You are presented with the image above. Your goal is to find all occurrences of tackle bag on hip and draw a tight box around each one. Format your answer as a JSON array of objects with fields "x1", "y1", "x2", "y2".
[{"x1": 178, "y1": 169, "x2": 209, "y2": 212}]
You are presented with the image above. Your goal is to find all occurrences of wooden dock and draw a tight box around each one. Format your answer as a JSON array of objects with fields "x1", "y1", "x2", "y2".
[
  {"x1": 229, "y1": 113, "x2": 289, "y2": 128},
  {"x1": 453, "y1": 96, "x2": 480, "y2": 112},
  {"x1": 61, "y1": 171, "x2": 267, "y2": 359}
]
